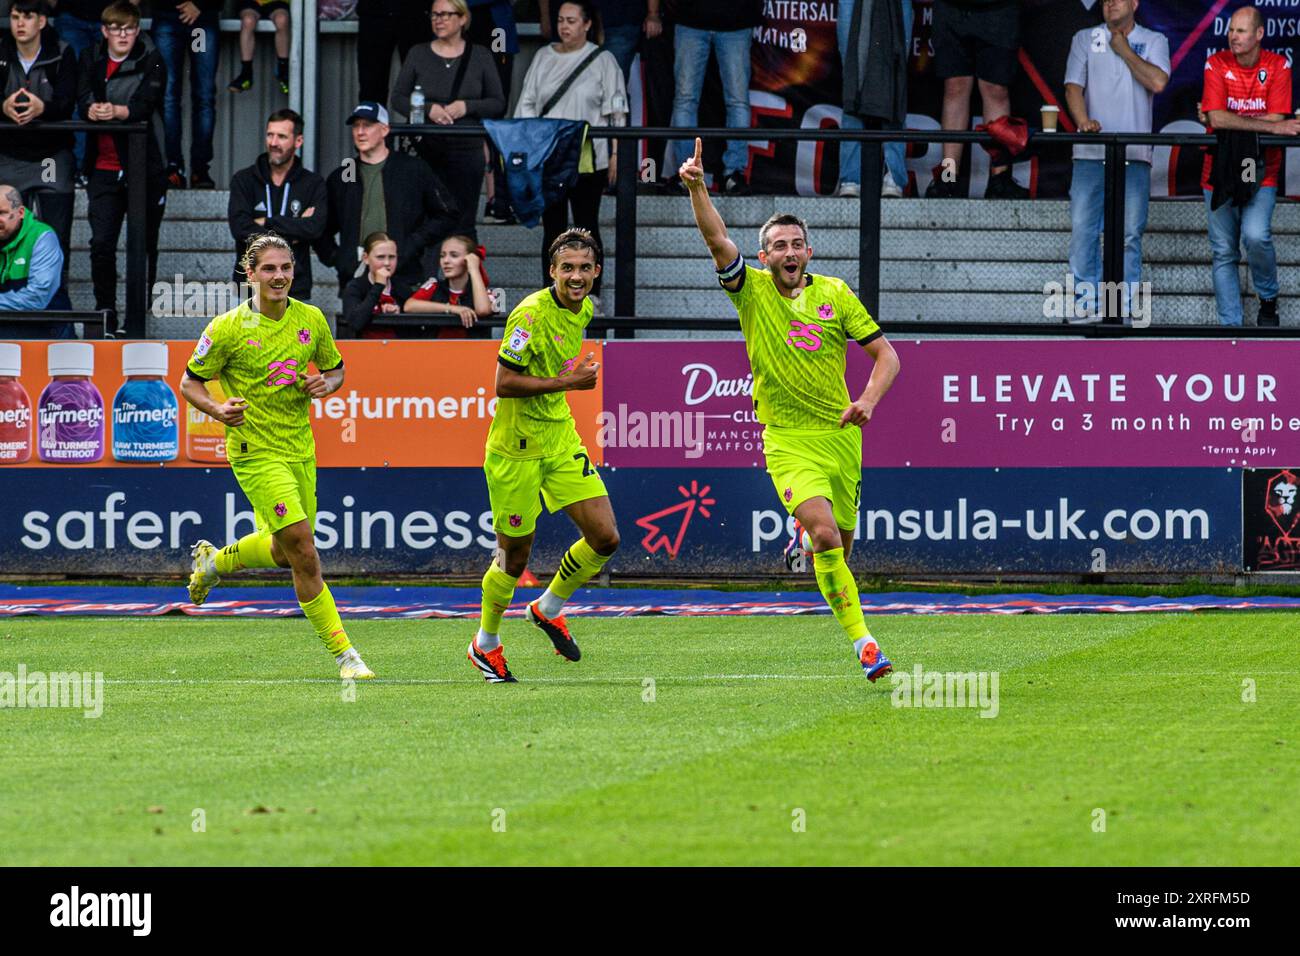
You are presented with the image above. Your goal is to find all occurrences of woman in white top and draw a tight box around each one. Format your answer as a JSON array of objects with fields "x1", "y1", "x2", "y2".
[{"x1": 515, "y1": 0, "x2": 627, "y2": 308}]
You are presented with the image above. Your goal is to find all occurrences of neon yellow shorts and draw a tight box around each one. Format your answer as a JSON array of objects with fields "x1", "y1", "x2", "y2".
[
  {"x1": 485, "y1": 443, "x2": 607, "y2": 536},
  {"x1": 763, "y1": 425, "x2": 863, "y2": 531},
  {"x1": 229, "y1": 456, "x2": 317, "y2": 534}
]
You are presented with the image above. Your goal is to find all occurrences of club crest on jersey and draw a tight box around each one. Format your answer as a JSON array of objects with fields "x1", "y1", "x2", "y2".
[
  {"x1": 787, "y1": 319, "x2": 824, "y2": 352},
  {"x1": 784, "y1": 487, "x2": 793, "y2": 502},
  {"x1": 1259, "y1": 69, "x2": 1268, "y2": 84},
  {"x1": 818, "y1": 303, "x2": 834, "y2": 319},
  {"x1": 298, "y1": 328, "x2": 311, "y2": 345},
  {"x1": 509, "y1": 514, "x2": 522, "y2": 528},
  {"x1": 274, "y1": 502, "x2": 287, "y2": 518}
]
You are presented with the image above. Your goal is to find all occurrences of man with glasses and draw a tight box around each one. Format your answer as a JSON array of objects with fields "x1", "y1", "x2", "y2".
[{"x1": 77, "y1": 0, "x2": 166, "y2": 323}]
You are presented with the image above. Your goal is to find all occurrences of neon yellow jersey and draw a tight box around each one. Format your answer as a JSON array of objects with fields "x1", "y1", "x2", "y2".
[
  {"x1": 725, "y1": 263, "x2": 882, "y2": 429},
  {"x1": 185, "y1": 297, "x2": 342, "y2": 462},
  {"x1": 487, "y1": 286, "x2": 593, "y2": 460}
]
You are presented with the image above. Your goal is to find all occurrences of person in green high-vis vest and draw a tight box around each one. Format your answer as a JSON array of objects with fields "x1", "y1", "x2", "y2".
[{"x1": 0, "y1": 184, "x2": 67, "y2": 338}]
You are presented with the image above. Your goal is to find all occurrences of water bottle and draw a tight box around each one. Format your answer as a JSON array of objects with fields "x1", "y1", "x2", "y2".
[{"x1": 410, "y1": 85, "x2": 426, "y2": 125}]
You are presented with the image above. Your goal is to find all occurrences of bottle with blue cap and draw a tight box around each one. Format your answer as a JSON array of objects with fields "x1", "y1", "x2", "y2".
[{"x1": 112, "y1": 342, "x2": 179, "y2": 462}]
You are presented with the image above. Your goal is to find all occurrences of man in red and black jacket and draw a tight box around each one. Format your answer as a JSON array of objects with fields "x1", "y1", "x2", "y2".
[{"x1": 77, "y1": 0, "x2": 166, "y2": 316}]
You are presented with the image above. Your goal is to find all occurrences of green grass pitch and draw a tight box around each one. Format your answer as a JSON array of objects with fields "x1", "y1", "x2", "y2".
[{"x1": 1, "y1": 612, "x2": 1296, "y2": 866}]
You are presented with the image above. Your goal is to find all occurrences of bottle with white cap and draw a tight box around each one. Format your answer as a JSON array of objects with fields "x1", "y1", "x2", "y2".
[
  {"x1": 113, "y1": 341, "x2": 179, "y2": 462},
  {"x1": 38, "y1": 341, "x2": 104, "y2": 463},
  {"x1": 0, "y1": 342, "x2": 32, "y2": 464}
]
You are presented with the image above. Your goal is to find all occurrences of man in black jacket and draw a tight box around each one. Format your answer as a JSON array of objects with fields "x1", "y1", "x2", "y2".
[
  {"x1": 228, "y1": 108, "x2": 327, "y2": 300},
  {"x1": 317, "y1": 102, "x2": 459, "y2": 296},
  {"x1": 77, "y1": 0, "x2": 167, "y2": 317},
  {"x1": 0, "y1": 1, "x2": 78, "y2": 307}
]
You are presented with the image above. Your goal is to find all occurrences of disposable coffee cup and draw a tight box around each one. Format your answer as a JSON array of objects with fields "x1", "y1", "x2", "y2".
[{"x1": 1041, "y1": 105, "x2": 1060, "y2": 132}]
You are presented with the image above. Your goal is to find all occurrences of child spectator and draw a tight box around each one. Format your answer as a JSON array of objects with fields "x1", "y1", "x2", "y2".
[
  {"x1": 342, "y1": 231, "x2": 411, "y2": 338},
  {"x1": 405, "y1": 233, "x2": 493, "y2": 337},
  {"x1": 229, "y1": 1, "x2": 291, "y2": 96}
]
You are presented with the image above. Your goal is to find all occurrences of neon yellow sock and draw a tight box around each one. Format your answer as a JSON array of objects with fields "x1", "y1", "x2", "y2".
[
  {"x1": 215, "y1": 531, "x2": 277, "y2": 573},
  {"x1": 480, "y1": 561, "x2": 518, "y2": 636},
  {"x1": 813, "y1": 547, "x2": 867, "y2": 641},
  {"x1": 545, "y1": 536, "x2": 611, "y2": 604},
  {"x1": 300, "y1": 582, "x2": 351, "y2": 656}
]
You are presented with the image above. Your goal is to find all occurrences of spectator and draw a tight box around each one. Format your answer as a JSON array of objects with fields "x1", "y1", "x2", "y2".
[
  {"x1": 0, "y1": 0, "x2": 77, "y2": 305},
  {"x1": 839, "y1": 0, "x2": 914, "y2": 198},
  {"x1": 317, "y1": 102, "x2": 460, "y2": 296},
  {"x1": 150, "y1": 1, "x2": 220, "y2": 190},
  {"x1": 664, "y1": 0, "x2": 761, "y2": 195},
  {"x1": 78, "y1": 0, "x2": 166, "y2": 321},
  {"x1": 405, "y1": 233, "x2": 494, "y2": 336},
  {"x1": 355, "y1": 0, "x2": 431, "y2": 106},
  {"x1": 1064, "y1": 0, "x2": 1168, "y2": 319},
  {"x1": 925, "y1": 0, "x2": 1027, "y2": 199},
  {"x1": 51, "y1": 1, "x2": 139, "y2": 180},
  {"x1": 592, "y1": 1, "x2": 662, "y2": 83},
  {"x1": 466, "y1": 0, "x2": 520, "y2": 224},
  {"x1": 229, "y1": 1, "x2": 291, "y2": 96},
  {"x1": 342, "y1": 231, "x2": 412, "y2": 338},
  {"x1": 228, "y1": 109, "x2": 327, "y2": 300},
  {"x1": 390, "y1": 0, "x2": 505, "y2": 240},
  {"x1": 1202, "y1": 6, "x2": 1299, "y2": 327},
  {"x1": 515, "y1": 0, "x2": 627, "y2": 311},
  {"x1": 0, "y1": 185, "x2": 64, "y2": 319}
]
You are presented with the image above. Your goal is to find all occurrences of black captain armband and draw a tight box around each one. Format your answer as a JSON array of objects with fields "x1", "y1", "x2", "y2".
[{"x1": 717, "y1": 254, "x2": 744, "y2": 288}]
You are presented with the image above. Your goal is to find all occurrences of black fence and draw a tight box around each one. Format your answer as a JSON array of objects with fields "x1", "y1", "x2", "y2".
[
  {"x1": 388, "y1": 123, "x2": 1300, "y2": 337},
  {"x1": 5, "y1": 121, "x2": 1300, "y2": 337},
  {"x1": 0, "y1": 120, "x2": 150, "y2": 336}
]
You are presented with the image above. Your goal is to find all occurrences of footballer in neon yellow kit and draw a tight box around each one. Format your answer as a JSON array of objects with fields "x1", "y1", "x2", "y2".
[
  {"x1": 681, "y1": 138, "x2": 902, "y2": 682},
  {"x1": 179, "y1": 234, "x2": 375, "y2": 680},
  {"x1": 469, "y1": 228, "x2": 620, "y2": 683}
]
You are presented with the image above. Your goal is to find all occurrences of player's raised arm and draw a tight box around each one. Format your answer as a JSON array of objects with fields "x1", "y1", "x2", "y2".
[{"x1": 681, "y1": 137, "x2": 741, "y2": 286}]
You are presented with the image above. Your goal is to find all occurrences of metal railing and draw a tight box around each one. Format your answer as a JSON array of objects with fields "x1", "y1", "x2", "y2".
[
  {"x1": 390, "y1": 123, "x2": 1300, "y2": 336},
  {"x1": 0, "y1": 120, "x2": 150, "y2": 336}
]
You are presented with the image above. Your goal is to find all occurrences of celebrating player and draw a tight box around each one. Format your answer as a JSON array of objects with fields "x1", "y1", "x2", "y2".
[
  {"x1": 470, "y1": 227, "x2": 619, "y2": 683},
  {"x1": 681, "y1": 137, "x2": 902, "y2": 682},
  {"x1": 179, "y1": 234, "x2": 376, "y2": 681}
]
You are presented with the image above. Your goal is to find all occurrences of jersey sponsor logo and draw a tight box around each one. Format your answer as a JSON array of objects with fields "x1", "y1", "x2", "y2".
[
  {"x1": 1227, "y1": 96, "x2": 1267, "y2": 112},
  {"x1": 501, "y1": 347, "x2": 524, "y2": 363},
  {"x1": 786, "y1": 319, "x2": 824, "y2": 352},
  {"x1": 266, "y1": 358, "x2": 299, "y2": 386},
  {"x1": 560, "y1": 356, "x2": 580, "y2": 375},
  {"x1": 298, "y1": 328, "x2": 312, "y2": 345},
  {"x1": 246, "y1": 338, "x2": 262, "y2": 349},
  {"x1": 194, "y1": 333, "x2": 214, "y2": 358}
]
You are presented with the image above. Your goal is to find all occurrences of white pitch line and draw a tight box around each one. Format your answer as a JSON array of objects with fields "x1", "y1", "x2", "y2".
[{"x1": 98, "y1": 674, "x2": 860, "y2": 686}]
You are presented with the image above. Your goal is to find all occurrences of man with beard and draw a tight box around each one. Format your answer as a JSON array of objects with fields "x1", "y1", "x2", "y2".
[
  {"x1": 681, "y1": 136, "x2": 902, "y2": 684},
  {"x1": 228, "y1": 109, "x2": 328, "y2": 300}
]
